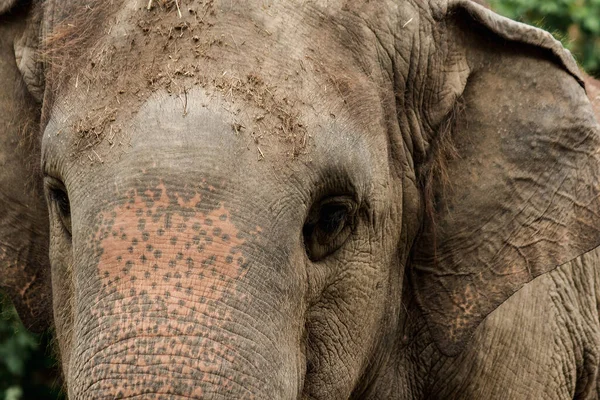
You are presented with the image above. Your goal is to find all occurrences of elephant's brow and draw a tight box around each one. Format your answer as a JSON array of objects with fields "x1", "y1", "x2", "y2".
[{"x1": 43, "y1": 0, "x2": 322, "y2": 159}]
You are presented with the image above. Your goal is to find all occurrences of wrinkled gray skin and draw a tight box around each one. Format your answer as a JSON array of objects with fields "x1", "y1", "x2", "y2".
[{"x1": 2, "y1": 0, "x2": 600, "y2": 398}]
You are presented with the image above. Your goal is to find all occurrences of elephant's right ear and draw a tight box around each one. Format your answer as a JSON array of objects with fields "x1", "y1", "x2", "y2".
[
  {"x1": 411, "y1": 0, "x2": 600, "y2": 356},
  {"x1": 0, "y1": 0, "x2": 51, "y2": 331}
]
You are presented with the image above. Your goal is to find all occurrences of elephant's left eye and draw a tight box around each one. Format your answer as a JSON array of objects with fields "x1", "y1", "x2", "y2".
[
  {"x1": 303, "y1": 197, "x2": 357, "y2": 261},
  {"x1": 45, "y1": 178, "x2": 72, "y2": 236}
]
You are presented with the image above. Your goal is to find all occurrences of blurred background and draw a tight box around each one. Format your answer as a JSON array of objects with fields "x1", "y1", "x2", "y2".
[
  {"x1": 0, "y1": 293, "x2": 64, "y2": 399},
  {"x1": 1, "y1": 1, "x2": 599, "y2": 399}
]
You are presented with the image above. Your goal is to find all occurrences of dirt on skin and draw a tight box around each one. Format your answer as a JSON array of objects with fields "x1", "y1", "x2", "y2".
[{"x1": 43, "y1": 0, "x2": 311, "y2": 163}]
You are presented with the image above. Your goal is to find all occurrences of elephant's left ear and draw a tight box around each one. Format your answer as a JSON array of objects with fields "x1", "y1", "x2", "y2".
[{"x1": 412, "y1": 0, "x2": 600, "y2": 356}]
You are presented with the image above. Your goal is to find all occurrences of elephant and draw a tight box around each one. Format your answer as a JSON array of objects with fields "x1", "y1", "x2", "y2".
[
  {"x1": 471, "y1": 0, "x2": 600, "y2": 123},
  {"x1": 586, "y1": 74, "x2": 600, "y2": 122},
  {"x1": 2, "y1": 0, "x2": 600, "y2": 398}
]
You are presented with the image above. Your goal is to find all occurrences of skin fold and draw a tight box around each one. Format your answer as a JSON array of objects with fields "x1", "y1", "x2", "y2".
[
  {"x1": 1, "y1": 0, "x2": 600, "y2": 398},
  {"x1": 586, "y1": 75, "x2": 600, "y2": 122}
]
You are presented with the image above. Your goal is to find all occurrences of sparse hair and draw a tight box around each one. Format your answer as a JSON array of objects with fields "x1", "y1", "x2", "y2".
[
  {"x1": 41, "y1": 0, "x2": 111, "y2": 90},
  {"x1": 417, "y1": 98, "x2": 464, "y2": 253}
]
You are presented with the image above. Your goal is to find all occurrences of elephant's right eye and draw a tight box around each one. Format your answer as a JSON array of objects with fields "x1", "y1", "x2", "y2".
[
  {"x1": 303, "y1": 196, "x2": 357, "y2": 261},
  {"x1": 45, "y1": 179, "x2": 72, "y2": 236}
]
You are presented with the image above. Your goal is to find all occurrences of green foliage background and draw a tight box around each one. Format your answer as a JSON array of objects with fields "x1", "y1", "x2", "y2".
[
  {"x1": 0, "y1": 1, "x2": 598, "y2": 399},
  {"x1": 0, "y1": 294, "x2": 63, "y2": 400}
]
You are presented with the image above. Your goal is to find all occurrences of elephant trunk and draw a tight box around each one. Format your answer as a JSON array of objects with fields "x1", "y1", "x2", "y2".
[
  {"x1": 65, "y1": 184, "x2": 305, "y2": 398},
  {"x1": 68, "y1": 297, "x2": 301, "y2": 398}
]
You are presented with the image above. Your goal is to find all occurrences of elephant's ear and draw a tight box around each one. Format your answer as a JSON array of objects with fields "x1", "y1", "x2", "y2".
[
  {"x1": 0, "y1": 0, "x2": 51, "y2": 331},
  {"x1": 584, "y1": 74, "x2": 600, "y2": 122},
  {"x1": 411, "y1": 0, "x2": 600, "y2": 356}
]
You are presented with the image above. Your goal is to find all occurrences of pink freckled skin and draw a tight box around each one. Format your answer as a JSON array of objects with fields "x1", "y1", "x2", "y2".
[
  {"x1": 176, "y1": 192, "x2": 202, "y2": 208},
  {"x1": 74, "y1": 183, "x2": 257, "y2": 397},
  {"x1": 95, "y1": 192, "x2": 245, "y2": 298}
]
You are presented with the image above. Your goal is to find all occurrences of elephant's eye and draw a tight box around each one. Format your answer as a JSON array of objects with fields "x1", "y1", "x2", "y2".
[
  {"x1": 303, "y1": 197, "x2": 357, "y2": 261},
  {"x1": 45, "y1": 178, "x2": 72, "y2": 236}
]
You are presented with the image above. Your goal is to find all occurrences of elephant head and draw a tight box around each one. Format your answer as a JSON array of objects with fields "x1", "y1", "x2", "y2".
[{"x1": 2, "y1": 0, "x2": 600, "y2": 398}]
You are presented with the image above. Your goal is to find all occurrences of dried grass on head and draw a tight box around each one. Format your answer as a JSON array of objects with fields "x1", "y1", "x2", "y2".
[{"x1": 41, "y1": 0, "x2": 113, "y2": 94}]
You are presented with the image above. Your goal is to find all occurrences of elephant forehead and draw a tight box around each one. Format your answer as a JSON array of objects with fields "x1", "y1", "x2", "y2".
[{"x1": 41, "y1": 0, "x2": 398, "y2": 163}]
